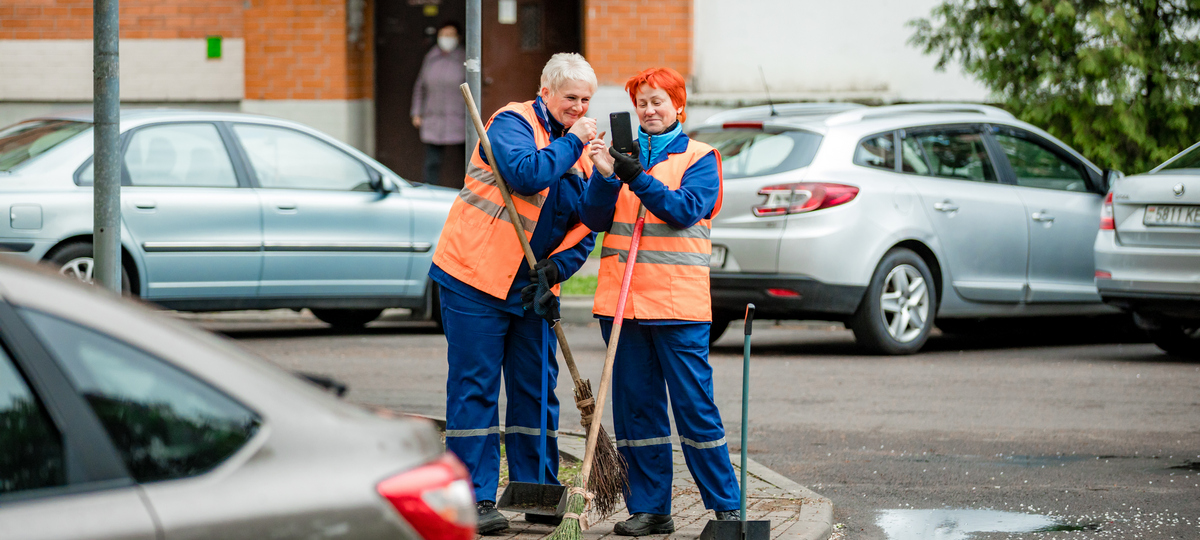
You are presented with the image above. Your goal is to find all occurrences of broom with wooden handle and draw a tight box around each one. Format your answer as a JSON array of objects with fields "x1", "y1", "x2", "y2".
[
  {"x1": 549, "y1": 204, "x2": 647, "y2": 539},
  {"x1": 459, "y1": 84, "x2": 626, "y2": 516}
]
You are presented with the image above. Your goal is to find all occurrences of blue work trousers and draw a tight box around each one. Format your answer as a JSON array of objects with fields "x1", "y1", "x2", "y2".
[
  {"x1": 599, "y1": 319, "x2": 741, "y2": 514},
  {"x1": 441, "y1": 287, "x2": 560, "y2": 503}
]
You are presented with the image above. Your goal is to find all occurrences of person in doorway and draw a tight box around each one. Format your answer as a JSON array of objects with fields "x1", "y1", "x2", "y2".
[
  {"x1": 411, "y1": 21, "x2": 466, "y2": 186},
  {"x1": 582, "y1": 67, "x2": 741, "y2": 536},
  {"x1": 429, "y1": 52, "x2": 599, "y2": 534}
]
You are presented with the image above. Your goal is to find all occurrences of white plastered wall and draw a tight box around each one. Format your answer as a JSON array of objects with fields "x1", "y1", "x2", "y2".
[
  {"x1": 690, "y1": 0, "x2": 991, "y2": 107},
  {"x1": 0, "y1": 39, "x2": 245, "y2": 101}
]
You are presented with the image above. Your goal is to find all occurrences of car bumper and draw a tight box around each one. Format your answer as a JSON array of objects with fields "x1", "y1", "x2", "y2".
[
  {"x1": 1095, "y1": 231, "x2": 1200, "y2": 320},
  {"x1": 710, "y1": 273, "x2": 865, "y2": 321}
]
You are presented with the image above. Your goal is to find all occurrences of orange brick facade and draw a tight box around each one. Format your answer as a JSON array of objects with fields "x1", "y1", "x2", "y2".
[
  {"x1": 243, "y1": 0, "x2": 373, "y2": 101},
  {"x1": 0, "y1": 0, "x2": 244, "y2": 40},
  {"x1": 0, "y1": 0, "x2": 372, "y2": 102},
  {"x1": 584, "y1": 0, "x2": 692, "y2": 86}
]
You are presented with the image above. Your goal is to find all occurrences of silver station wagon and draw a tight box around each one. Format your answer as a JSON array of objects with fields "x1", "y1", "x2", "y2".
[
  {"x1": 691, "y1": 104, "x2": 1120, "y2": 354},
  {"x1": 0, "y1": 110, "x2": 455, "y2": 328}
]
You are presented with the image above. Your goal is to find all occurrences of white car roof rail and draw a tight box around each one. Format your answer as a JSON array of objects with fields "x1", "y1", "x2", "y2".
[
  {"x1": 700, "y1": 103, "x2": 867, "y2": 126},
  {"x1": 825, "y1": 103, "x2": 1015, "y2": 126}
]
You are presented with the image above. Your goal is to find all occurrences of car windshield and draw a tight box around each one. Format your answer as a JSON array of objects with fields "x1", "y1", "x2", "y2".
[
  {"x1": 1157, "y1": 143, "x2": 1200, "y2": 173},
  {"x1": 0, "y1": 120, "x2": 91, "y2": 172},
  {"x1": 689, "y1": 127, "x2": 822, "y2": 179}
]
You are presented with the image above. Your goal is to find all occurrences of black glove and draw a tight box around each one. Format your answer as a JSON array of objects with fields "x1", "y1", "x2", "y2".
[
  {"x1": 609, "y1": 146, "x2": 643, "y2": 184},
  {"x1": 521, "y1": 272, "x2": 561, "y2": 323},
  {"x1": 528, "y1": 258, "x2": 561, "y2": 285}
]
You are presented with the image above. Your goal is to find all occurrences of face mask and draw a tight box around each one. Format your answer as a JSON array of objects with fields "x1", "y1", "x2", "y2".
[{"x1": 437, "y1": 36, "x2": 458, "y2": 52}]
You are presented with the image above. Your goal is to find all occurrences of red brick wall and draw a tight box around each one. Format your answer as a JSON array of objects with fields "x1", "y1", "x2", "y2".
[
  {"x1": 0, "y1": 0, "x2": 243, "y2": 40},
  {"x1": 244, "y1": 0, "x2": 373, "y2": 100},
  {"x1": 584, "y1": 0, "x2": 691, "y2": 86}
]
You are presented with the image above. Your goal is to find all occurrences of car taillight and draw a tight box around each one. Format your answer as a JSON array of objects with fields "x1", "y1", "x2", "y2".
[
  {"x1": 378, "y1": 454, "x2": 476, "y2": 540},
  {"x1": 753, "y1": 183, "x2": 859, "y2": 217},
  {"x1": 1095, "y1": 270, "x2": 1113, "y2": 279},
  {"x1": 1100, "y1": 192, "x2": 1114, "y2": 230}
]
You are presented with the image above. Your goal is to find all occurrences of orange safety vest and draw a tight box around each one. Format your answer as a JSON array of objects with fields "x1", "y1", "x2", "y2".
[
  {"x1": 593, "y1": 140, "x2": 723, "y2": 322},
  {"x1": 432, "y1": 101, "x2": 594, "y2": 300}
]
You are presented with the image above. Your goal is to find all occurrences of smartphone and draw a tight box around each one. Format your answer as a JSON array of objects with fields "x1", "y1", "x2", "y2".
[{"x1": 609, "y1": 112, "x2": 635, "y2": 154}]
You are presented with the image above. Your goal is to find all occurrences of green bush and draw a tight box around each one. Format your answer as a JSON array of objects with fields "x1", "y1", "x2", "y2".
[{"x1": 911, "y1": 0, "x2": 1200, "y2": 173}]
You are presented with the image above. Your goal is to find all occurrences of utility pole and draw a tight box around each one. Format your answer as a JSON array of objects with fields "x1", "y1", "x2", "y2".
[
  {"x1": 93, "y1": 0, "x2": 121, "y2": 293},
  {"x1": 465, "y1": 0, "x2": 481, "y2": 158}
]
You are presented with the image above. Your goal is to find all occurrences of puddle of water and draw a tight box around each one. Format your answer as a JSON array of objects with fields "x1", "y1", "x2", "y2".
[{"x1": 876, "y1": 509, "x2": 1098, "y2": 540}]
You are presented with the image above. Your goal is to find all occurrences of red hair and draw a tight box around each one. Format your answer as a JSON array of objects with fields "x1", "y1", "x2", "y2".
[{"x1": 625, "y1": 67, "x2": 687, "y2": 122}]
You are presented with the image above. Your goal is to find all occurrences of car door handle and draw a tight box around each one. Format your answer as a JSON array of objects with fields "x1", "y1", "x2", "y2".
[
  {"x1": 275, "y1": 202, "x2": 297, "y2": 211},
  {"x1": 133, "y1": 200, "x2": 156, "y2": 210},
  {"x1": 1032, "y1": 211, "x2": 1055, "y2": 223},
  {"x1": 933, "y1": 201, "x2": 959, "y2": 212}
]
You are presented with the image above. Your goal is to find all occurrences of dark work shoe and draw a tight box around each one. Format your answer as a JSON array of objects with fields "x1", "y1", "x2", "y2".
[
  {"x1": 613, "y1": 513, "x2": 675, "y2": 536},
  {"x1": 476, "y1": 501, "x2": 509, "y2": 535},
  {"x1": 525, "y1": 512, "x2": 563, "y2": 526},
  {"x1": 715, "y1": 509, "x2": 741, "y2": 521}
]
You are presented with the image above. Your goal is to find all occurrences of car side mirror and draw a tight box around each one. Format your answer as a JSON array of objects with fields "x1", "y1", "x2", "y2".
[
  {"x1": 368, "y1": 173, "x2": 397, "y2": 194},
  {"x1": 1099, "y1": 168, "x2": 1124, "y2": 193}
]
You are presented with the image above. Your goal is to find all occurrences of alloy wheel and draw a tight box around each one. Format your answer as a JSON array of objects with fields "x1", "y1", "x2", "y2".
[
  {"x1": 59, "y1": 256, "x2": 95, "y2": 283},
  {"x1": 879, "y1": 264, "x2": 929, "y2": 343}
]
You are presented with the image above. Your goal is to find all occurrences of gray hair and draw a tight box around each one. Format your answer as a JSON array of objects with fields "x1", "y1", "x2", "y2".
[{"x1": 540, "y1": 53, "x2": 598, "y2": 93}]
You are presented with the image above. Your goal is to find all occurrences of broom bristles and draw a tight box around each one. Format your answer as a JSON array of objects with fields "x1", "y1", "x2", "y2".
[
  {"x1": 547, "y1": 483, "x2": 587, "y2": 540},
  {"x1": 574, "y1": 382, "x2": 627, "y2": 517}
]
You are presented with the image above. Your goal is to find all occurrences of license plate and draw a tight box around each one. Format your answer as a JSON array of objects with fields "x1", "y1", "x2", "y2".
[
  {"x1": 1144, "y1": 205, "x2": 1200, "y2": 227},
  {"x1": 710, "y1": 245, "x2": 727, "y2": 268}
]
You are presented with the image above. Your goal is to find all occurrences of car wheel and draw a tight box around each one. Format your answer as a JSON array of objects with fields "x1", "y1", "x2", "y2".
[
  {"x1": 850, "y1": 248, "x2": 937, "y2": 355},
  {"x1": 710, "y1": 313, "x2": 735, "y2": 344},
  {"x1": 1146, "y1": 321, "x2": 1200, "y2": 359},
  {"x1": 45, "y1": 242, "x2": 132, "y2": 295},
  {"x1": 311, "y1": 308, "x2": 383, "y2": 329}
]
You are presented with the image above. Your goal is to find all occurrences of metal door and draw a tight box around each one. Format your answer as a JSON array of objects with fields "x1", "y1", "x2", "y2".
[
  {"x1": 118, "y1": 122, "x2": 263, "y2": 300},
  {"x1": 989, "y1": 126, "x2": 1104, "y2": 303},
  {"x1": 233, "y1": 123, "x2": 418, "y2": 299},
  {"x1": 902, "y1": 126, "x2": 1029, "y2": 303}
]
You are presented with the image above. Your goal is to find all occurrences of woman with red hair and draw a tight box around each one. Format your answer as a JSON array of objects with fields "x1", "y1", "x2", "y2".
[{"x1": 581, "y1": 67, "x2": 740, "y2": 536}]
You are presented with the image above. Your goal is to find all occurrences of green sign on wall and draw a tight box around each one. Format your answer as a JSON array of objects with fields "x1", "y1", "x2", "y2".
[{"x1": 206, "y1": 36, "x2": 222, "y2": 59}]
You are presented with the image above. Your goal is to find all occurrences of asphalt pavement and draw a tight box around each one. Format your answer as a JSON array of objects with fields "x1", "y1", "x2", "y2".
[{"x1": 185, "y1": 306, "x2": 1200, "y2": 540}]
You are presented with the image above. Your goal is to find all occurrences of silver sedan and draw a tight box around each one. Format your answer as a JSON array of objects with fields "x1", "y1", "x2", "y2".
[
  {"x1": 0, "y1": 258, "x2": 476, "y2": 539},
  {"x1": 1095, "y1": 141, "x2": 1200, "y2": 357},
  {"x1": 0, "y1": 110, "x2": 456, "y2": 329}
]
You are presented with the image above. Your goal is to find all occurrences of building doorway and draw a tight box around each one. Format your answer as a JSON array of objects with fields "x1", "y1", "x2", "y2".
[{"x1": 374, "y1": 0, "x2": 582, "y2": 188}]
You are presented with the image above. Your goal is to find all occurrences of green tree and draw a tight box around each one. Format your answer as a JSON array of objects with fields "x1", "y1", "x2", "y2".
[{"x1": 910, "y1": 0, "x2": 1200, "y2": 173}]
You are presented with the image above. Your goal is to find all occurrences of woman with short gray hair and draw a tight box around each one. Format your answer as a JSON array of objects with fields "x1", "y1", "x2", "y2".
[{"x1": 428, "y1": 52, "x2": 600, "y2": 534}]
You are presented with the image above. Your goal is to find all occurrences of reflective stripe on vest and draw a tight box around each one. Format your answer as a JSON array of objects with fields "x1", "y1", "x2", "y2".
[
  {"x1": 593, "y1": 140, "x2": 723, "y2": 322},
  {"x1": 432, "y1": 101, "x2": 593, "y2": 300}
]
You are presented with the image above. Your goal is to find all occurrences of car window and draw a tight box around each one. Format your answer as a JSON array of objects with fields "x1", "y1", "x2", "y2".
[
  {"x1": 688, "y1": 128, "x2": 822, "y2": 179},
  {"x1": 900, "y1": 136, "x2": 930, "y2": 175},
  {"x1": 914, "y1": 130, "x2": 996, "y2": 182},
  {"x1": 21, "y1": 310, "x2": 261, "y2": 484},
  {"x1": 0, "y1": 119, "x2": 91, "y2": 172},
  {"x1": 853, "y1": 132, "x2": 895, "y2": 171},
  {"x1": 123, "y1": 123, "x2": 238, "y2": 188},
  {"x1": 1157, "y1": 143, "x2": 1200, "y2": 172},
  {"x1": 0, "y1": 343, "x2": 67, "y2": 495},
  {"x1": 994, "y1": 131, "x2": 1086, "y2": 192},
  {"x1": 233, "y1": 124, "x2": 373, "y2": 190}
]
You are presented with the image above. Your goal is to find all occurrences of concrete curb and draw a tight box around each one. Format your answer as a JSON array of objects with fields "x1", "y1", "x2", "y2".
[
  {"x1": 561, "y1": 295, "x2": 596, "y2": 325},
  {"x1": 409, "y1": 414, "x2": 833, "y2": 540}
]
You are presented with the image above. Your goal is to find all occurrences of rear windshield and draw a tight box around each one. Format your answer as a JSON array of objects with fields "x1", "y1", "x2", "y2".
[
  {"x1": 0, "y1": 120, "x2": 91, "y2": 172},
  {"x1": 689, "y1": 128, "x2": 822, "y2": 179},
  {"x1": 1157, "y1": 144, "x2": 1200, "y2": 173}
]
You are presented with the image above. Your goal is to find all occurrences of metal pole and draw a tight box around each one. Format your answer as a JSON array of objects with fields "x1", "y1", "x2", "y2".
[
  {"x1": 741, "y1": 304, "x2": 755, "y2": 530},
  {"x1": 93, "y1": 0, "x2": 121, "y2": 293},
  {"x1": 464, "y1": 0, "x2": 482, "y2": 160}
]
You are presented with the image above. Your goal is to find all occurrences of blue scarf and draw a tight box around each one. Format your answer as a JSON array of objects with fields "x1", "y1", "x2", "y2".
[{"x1": 638, "y1": 121, "x2": 682, "y2": 169}]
